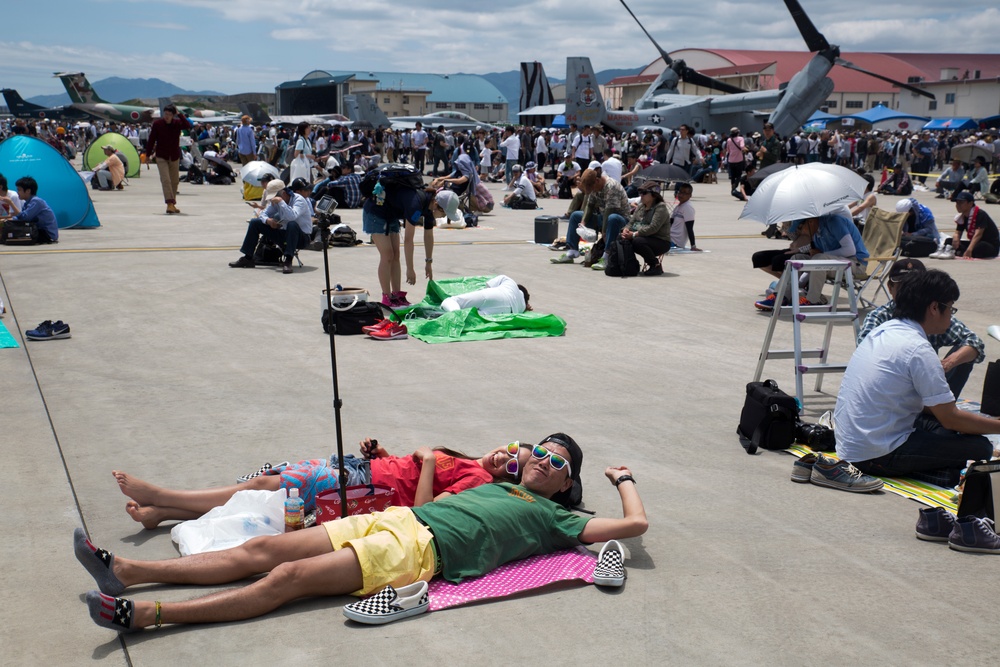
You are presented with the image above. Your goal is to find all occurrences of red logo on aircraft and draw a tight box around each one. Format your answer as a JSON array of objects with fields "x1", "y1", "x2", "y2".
[{"x1": 131, "y1": 111, "x2": 140, "y2": 120}]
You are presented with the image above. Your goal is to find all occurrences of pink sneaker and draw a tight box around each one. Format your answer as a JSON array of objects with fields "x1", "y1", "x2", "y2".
[
  {"x1": 390, "y1": 291, "x2": 411, "y2": 307},
  {"x1": 380, "y1": 293, "x2": 393, "y2": 307}
]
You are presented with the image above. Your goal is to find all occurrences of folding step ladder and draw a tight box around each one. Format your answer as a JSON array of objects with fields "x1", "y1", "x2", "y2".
[{"x1": 753, "y1": 259, "x2": 861, "y2": 407}]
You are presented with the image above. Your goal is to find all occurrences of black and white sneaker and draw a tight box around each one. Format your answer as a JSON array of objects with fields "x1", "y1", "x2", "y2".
[
  {"x1": 593, "y1": 540, "x2": 626, "y2": 587},
  {"x1": 236, "y1": 461, "x2": 289, "y2": 484},
  {"x1": 343, "y1": 580, "x2": 429, "y2": 625}
]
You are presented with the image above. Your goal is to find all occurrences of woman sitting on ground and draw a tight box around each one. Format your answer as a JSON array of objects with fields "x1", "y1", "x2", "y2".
[
  {"x1": 114, "y1": 438, "x2": 532, "y2": 529},
  {"x1": 619, "y1": 181, "x2": 671, "y2": 276}
]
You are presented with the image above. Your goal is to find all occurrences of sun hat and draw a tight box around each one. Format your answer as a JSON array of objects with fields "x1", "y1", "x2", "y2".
[{"x1": 264, "y1": 179, "x2": 286, "y2": 198}]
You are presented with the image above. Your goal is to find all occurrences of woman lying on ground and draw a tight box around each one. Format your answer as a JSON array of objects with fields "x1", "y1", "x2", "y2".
[{"x1": 115, "y1": 438, "x2": 531, "y2": 529}]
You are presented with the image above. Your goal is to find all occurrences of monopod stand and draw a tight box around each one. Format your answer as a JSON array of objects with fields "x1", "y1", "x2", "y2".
[{"x1": 318, "y1": 212, "x2": 350, "y2": 518}]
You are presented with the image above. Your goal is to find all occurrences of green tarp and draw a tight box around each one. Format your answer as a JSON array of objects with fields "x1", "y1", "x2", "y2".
[
  {"x1": 82, "y1": 132, "x2": 141, "y2": 178},
  {"x1": 401, "y1": 276, "x2": 566, "y2": 344}
]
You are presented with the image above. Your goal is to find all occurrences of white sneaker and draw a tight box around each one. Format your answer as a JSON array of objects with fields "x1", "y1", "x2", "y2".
[
  {"x1": 928, "y1": 247, "x2": 945, "y2": 259},
  {"x1": 938, "y1": 246, "x2": 956, "y2": 260}
]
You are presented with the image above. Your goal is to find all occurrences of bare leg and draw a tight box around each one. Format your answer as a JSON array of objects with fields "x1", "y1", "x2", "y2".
[
  {"x1": 113, "y1": 470, "x2": 280, "y2": 516},
  {"x1": 108, "y1": 525, "x2": 334, "y2": 591},
  {"x1": 125, "y1": 501, "x2": 201, "y2": 530},
  {"x1": 127, "y1": 546, "x2": 364, "y2": 629},
  {"x1": 372, "y1": 233, "x2": 398, "y2": 296}
]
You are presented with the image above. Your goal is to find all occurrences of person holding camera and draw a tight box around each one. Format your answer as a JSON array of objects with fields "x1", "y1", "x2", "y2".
[{"x1": 228, "y1": 178, "x2": 314, "y2": 274}]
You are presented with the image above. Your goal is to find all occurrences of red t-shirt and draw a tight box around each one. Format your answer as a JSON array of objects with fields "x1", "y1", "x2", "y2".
[{"x1": 372, "y1": 452, "x2": 493, "y2": 507}]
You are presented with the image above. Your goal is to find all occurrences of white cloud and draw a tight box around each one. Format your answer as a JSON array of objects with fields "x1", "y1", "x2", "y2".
[{"x1": 271, "y1": 28, "x2": 326, "y2": 41}]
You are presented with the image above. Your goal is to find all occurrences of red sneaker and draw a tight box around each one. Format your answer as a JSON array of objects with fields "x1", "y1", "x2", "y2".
[
  {"x1": 368, "y1": 322, "x2": 408, "y2": 340},
  {"x1": 361, "y1": 319, "x2": 392, "y2": 335}
]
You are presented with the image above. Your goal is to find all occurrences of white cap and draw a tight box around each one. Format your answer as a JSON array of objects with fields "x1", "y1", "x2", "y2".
[{"x1": 895, "y1": 199, "x2": 913, "y2": 213}]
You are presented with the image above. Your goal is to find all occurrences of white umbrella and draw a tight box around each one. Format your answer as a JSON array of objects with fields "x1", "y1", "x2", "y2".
[
  {"x1": 950, "y1": 143, "x2": 992, "y2": 165},
  {"x1": 739, "y1": 163, "x2": 869, "y2": 226},
  {"x1": 239, "y1": 160, "x2": 280, "y2": 187}
]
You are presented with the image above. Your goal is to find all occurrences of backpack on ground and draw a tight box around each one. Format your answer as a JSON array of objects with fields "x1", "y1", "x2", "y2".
[
  {"x1": 737, "y1": 379, "x2": 800, "y2": 454},
  {"x1": 328, "y1": 224, "x2": 359, "y2": 247},
  {"x1": 1, "y1": 219, "x2": 39, "y2": 245},
  {"x1": 359, "y1": 163, "x2": 424, "y2": 199},
  {"x1": 604, "y1": 236, "x2": 640, "y2": 277},
  {"x1": 472, "y1": 182, "x2": 494, "y2": 212},
  {"x1": 185, "y1": 165, "x2": 205, "y2": 184}
]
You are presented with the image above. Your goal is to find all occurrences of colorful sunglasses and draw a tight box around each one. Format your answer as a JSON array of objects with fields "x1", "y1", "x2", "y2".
[
  {"x1": 531, "y1": 444, "x2": 571, "y2": 476},
  {"x1": 504, "y1": 442, "x2": 522, "y2": 476}
]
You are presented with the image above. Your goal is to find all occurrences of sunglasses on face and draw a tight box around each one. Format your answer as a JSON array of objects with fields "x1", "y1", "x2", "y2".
[
  {"x1": 503, "y1": 442, "x2": 522, "y2": 476},
  {"x1": 531, "y1": 444, "x2": 571, "y2": 476}
]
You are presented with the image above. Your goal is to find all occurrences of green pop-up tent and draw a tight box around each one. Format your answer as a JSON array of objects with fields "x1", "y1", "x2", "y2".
[
  {"x1": 82, "y1": 132, "x2": 141, "y2": 178},
  {"x1": 399, "y1": 276, "x2": 566, "y2": 344}
]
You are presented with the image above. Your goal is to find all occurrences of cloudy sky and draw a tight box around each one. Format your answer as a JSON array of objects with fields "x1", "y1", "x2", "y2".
[{"x1": 3, "y1": 0, "x2": 999, "y2": 97}]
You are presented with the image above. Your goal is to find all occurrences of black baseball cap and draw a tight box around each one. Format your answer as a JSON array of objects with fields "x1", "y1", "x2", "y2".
[
  {"x1": 889, "y1": 258, "x2": 926, "y2": 282},
  {"x1": 537, "y1": 433, "x2": 583, "y2": 508},
  {"x1": 288, "y1": 177, "x2": 311, "y2": 192}
]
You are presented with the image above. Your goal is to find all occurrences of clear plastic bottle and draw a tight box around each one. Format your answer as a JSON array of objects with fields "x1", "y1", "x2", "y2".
[{"x1": 284, "y1": 488, "x2": 304, "y2": 532}]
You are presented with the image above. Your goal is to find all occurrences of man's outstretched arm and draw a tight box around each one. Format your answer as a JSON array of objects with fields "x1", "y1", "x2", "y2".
[{"x1": 578, "y1": 466, "x2": 648, "y2": 544}]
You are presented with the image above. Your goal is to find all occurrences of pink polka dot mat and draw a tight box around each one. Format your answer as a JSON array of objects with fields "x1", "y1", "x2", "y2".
[{"x1": 427, "y1": 547, "x2": 597, "y2": 611}]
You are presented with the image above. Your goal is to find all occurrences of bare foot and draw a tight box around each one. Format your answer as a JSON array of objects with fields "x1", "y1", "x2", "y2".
[
  {"x1": 125, "y1": 501, "x2": 165, "y2": 530},
  {"x1": 112, "y1": 470, "x2": 161, "y2": 506}
]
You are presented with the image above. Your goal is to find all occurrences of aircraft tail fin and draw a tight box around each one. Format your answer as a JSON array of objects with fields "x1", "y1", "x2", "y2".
[
  {"x1": 344, "y1": 92, "x2": 390, "y2": 128},
  {"x1": 1, "y1": 88, "x2": 45, "y2": 115},
  {"x1": 519, "y1": 62, "x2": 555, "y2": 112},
  {"x1": 239, "y1": 101, "x2": 272, "y2": 125},
  {"x1": 157, "y1": 97, "x2": 173, "y2": 113},
  {"x1": 563, "y1": 57, "x2": 605, "y2": 127},
  {"x1": 55, "y1": 72, "x2": 106, "y2": 104}
]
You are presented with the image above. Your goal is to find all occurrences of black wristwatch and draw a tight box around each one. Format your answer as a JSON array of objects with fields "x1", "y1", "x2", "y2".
[{"x1": 614, "y1": 474, "x2": 636, "y2": 487}]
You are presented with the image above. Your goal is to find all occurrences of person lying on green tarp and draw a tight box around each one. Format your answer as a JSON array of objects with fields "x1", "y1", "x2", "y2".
[{"x1": 400, "y1": 276, "x2": 566, "y2": 343}]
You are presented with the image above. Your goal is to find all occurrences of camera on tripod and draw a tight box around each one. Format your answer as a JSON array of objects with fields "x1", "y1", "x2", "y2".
[{"x1": 314, "y1": 195, "x2": 342, "y2": 228}]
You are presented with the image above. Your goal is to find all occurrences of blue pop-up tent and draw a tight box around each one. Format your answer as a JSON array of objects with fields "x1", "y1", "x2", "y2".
[
  {"x1": 844, "y1": 104, "x2": 929, "y2": 127},
  {"x1": 0, "y1": 135, "x2": 100, "y2": 229},
  {"x1": 922, "y1": 118, "x2": 978, "y2": 131}
]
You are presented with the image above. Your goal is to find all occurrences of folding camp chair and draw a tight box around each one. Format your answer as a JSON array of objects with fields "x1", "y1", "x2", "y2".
[{"x1": 854, "y1": 207, "x2": 906, "y2": 309}]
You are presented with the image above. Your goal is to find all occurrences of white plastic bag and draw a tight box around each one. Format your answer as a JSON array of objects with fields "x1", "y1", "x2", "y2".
[{"x1": 171, "y1": 489, "x2": 285, "y2": 556}]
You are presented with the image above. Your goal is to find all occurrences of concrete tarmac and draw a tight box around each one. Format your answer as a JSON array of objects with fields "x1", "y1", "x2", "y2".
[{"x1": 2, "y1": 164, "x2": 998, "y2": 665}]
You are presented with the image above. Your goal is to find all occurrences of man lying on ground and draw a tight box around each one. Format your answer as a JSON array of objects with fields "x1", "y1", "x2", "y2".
[{"x1": 77, "y1": 434, "x2": 647, "y2": 633}]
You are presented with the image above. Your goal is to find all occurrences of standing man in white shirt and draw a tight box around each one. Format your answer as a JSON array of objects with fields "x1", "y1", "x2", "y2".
[
  {"x1": 499, "y1": 127, "x2": 521, "y2": 186},
  {"x1": 572, "y1": 125, "x2": 594, "y2": 172},
  {"x1": 412, "y1": 122, "x2": 429, "y2": 174}
]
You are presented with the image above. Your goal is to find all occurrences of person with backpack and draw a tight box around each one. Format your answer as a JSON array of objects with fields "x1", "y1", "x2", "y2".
[{"x1": 362, "y1": 168, "x2": 462, "y2": 308}]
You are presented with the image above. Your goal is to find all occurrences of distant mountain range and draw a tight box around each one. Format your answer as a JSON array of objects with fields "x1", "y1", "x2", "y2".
[
  {"x1": 27, "y1": 77, "x2": 225, "y2": 107},
  {"x1": 26, "y1": 68, "x2": 639, "y2": 113}
]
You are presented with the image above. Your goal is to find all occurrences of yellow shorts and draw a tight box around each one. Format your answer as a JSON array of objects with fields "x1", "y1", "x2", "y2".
[{"x1": 322, "y1": 506, "x2": 436, "y2": 596}]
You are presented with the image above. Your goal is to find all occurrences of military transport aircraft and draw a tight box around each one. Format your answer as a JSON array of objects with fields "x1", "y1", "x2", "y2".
[
  {"x1": 520, "y1": 0, "x2": 933, "y2": 136},
  {"x1": 1, "y1": 88, "x2": 92, "y2": 122},
  {"x1": 55, "y1": 72, "x2": 238, "y2": 124},
  {"x1": 390, "y1": 111, "x2": 500, "y2": 132},
  {"x1": 240, "y1": 92, "x2": 390, "y2": 129}
]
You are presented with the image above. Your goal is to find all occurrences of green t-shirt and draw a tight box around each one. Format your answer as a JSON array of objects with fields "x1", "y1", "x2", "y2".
[{"x1": 411, "y1": 482, "x2": 591, "y2": 583}]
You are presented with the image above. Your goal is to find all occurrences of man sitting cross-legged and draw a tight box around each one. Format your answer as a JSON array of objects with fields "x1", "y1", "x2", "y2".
[
  {"x1": 76, "y1": 434, "x2": 647, "y2": 633},
  {"x1": 835, "y1": 269, "x2": 1000, "y2": 487}
]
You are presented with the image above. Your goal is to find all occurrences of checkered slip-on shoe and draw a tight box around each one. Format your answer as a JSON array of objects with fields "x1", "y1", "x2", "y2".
[
  {"x1": 342, "y1": 580, "x2": 429, "y2": 625},
  {"x1": 593, "y1": 540, "x2": 626, "y2": 587},
  {"x1": 236, "y1": 461, "x2": 289, "y2": 484}
]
